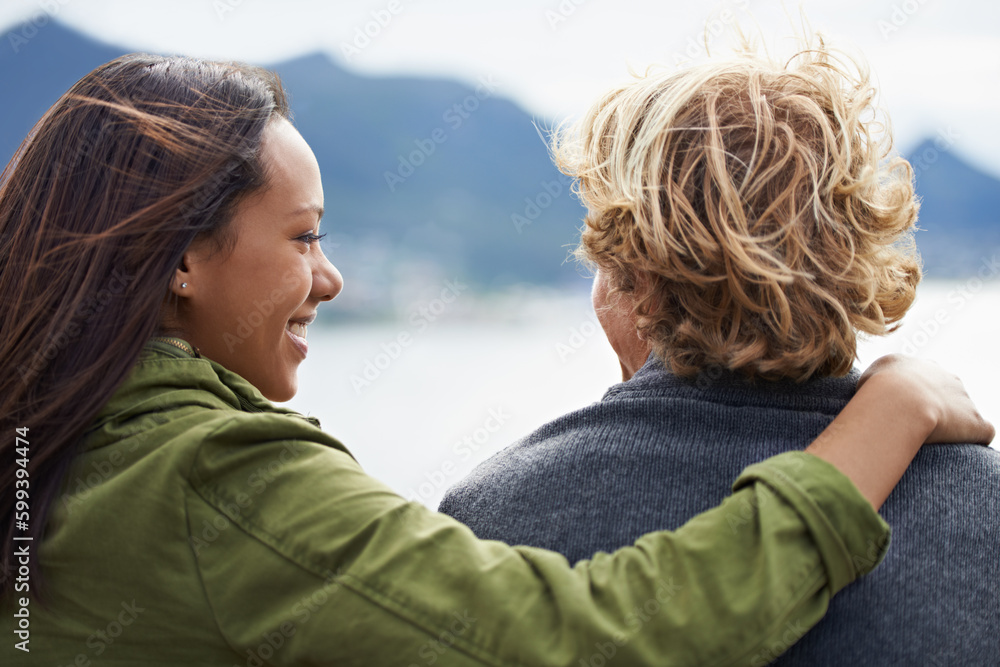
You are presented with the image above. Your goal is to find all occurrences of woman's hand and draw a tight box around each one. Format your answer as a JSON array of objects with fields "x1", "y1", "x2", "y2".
[
  {"x1": 858, "y1": 353, "x2": 994, "y2": 445},
  {"x1": 805, "y1": 354, "x2": 994, "y2": 511}
]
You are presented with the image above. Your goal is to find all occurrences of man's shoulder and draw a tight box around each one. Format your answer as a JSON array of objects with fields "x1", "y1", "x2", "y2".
[
  {"x1": 888, "y1": 443, "x2": 1000, "y2": 514},
  {"x1": 906, "y1": 442, "x2": 1000, "y2": 479}
]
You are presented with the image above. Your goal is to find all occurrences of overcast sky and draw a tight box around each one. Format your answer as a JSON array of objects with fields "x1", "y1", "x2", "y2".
[{"x1": 2, "y1": 0, "x2": 999, "y2": 176}]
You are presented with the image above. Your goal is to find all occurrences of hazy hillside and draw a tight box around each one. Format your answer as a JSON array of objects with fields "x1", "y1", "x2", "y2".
[
  {"x1": 2, "y1": 20, "x2": 997, "y2": 310},
  {"x1": 906, "y1": 138, "x2": 1000, "y2": 277},
  {"x1": 268, "y1": 52, "x2": 587, "y2": 308}
]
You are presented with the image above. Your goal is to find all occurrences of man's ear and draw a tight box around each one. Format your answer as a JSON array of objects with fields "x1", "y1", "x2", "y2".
[{"x1": 630, "y1": 271, "x2": 657, "y2": 342}]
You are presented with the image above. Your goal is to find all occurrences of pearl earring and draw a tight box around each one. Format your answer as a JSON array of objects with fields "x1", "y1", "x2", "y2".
[{"x1": 180, "y1": 282, "x2": 188, "y2": 288}]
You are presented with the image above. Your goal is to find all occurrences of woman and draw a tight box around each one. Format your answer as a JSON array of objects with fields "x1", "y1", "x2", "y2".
[{"x1": 0, "y1": 54, "x2": 991, "y2": 665}]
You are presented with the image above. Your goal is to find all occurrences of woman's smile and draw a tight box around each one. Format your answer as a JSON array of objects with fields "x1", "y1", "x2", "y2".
[{"x1": 285, "y1": 313, "x2": 315, "y2": 357}]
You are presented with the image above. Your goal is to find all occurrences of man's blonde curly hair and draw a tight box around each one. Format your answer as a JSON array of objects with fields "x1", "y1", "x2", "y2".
[{"x1": 554, "y1": 34, "x2": 921, "y2": 381}]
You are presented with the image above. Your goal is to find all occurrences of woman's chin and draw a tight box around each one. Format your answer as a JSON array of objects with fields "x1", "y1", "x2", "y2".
[
  {"x1": 263, "y1": 382, "x2": 297, "y2": 403},
  {"x1": 254, "y1": 371, "x2": 298, "y2": 403}
]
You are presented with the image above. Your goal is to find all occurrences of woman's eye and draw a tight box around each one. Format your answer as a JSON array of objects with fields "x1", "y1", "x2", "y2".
[{"x1": 296, "y1": 232, "x2": 326, "y2": 245}]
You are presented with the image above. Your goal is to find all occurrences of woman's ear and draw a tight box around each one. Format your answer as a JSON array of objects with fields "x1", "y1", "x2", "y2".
[
  {"x1": 168, "y1": 262, "x2": 192, "y2": 299},
  {"x1": 167, "y1": 237, "x2": 212, "y2": 299},
  {"x1": 168, "y1": 252, "x2": 197, "y2": 299}
]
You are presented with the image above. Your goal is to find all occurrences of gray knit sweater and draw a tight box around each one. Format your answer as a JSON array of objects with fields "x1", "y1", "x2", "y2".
[{"x1": 439, "y1": 355, "x2": 1000, "y2": 665}]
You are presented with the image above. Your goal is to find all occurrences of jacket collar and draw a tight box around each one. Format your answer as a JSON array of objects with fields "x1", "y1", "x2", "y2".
[{"x1": 81, "y1": 336, "x2": 321, "y2": 451}]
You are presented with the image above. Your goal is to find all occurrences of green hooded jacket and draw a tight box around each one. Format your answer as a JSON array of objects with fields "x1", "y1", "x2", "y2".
[{"x1": 3, "y1": 337, "x2": 889, "y2": 666}]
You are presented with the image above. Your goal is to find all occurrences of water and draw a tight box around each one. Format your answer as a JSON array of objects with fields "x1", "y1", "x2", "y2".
[{"x1": 286, "y1": 280, "x2": 1000, "y2": 509}]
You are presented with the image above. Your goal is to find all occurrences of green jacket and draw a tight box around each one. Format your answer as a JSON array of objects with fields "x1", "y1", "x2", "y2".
[{"x1": 3, "y1": 337, "x2": 889, "y2": 666}]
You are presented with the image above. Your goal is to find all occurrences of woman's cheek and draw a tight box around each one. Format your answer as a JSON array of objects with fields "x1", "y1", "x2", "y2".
[
  {"x1": 273, "y1": 268, "x2": 307, "y2": 305},
  {"x1": 281, "y1": 268, "x2": 300, "y2": 289}
]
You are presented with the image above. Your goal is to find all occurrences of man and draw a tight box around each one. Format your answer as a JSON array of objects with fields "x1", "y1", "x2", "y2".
[{"x1": 440, "y1": 36, "x2": 1000, "y2": 664}]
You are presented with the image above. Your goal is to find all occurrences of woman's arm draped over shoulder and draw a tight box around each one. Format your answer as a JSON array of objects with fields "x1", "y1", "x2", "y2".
[
  {"x1": 183, "y1": 354, "x2": 993, "y2": 666},
  {"x1": 185, "y1": 417, "x2": 886, "y2": 667}
]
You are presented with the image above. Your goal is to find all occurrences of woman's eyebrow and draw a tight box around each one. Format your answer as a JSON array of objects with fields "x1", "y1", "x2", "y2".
[{"x1": 291, "y1": 204, "x2": 324, "y2": 220}]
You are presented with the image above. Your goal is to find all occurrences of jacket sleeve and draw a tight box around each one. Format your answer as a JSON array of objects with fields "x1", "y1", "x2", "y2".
[{"x1": 185, "y1": 414, "x2": 890, "y2": 667}]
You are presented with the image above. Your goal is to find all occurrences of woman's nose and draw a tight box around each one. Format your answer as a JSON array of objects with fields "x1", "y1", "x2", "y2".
[{"x1": 312, "y1": 248, "x2": 343, "y2": 302}]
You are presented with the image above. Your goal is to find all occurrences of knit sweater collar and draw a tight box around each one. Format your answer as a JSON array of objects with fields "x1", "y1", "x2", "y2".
[{"x1": 603, "y1": 353, "x2": 860, "y2": 416}]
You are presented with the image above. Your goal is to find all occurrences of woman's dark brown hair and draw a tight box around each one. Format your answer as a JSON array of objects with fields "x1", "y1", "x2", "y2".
[{"x1": 0, "y1": 54, "x2": 289, "y2": 597}]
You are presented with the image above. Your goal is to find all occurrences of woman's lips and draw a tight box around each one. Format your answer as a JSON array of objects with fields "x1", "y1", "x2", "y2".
[{"x1": 285, "y1": 325, "x2": 308, "y2": 357}]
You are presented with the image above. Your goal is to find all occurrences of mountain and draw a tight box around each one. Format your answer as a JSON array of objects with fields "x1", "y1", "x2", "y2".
[
  {"x1": 905, "y1": 138, "x2": 1000, "y2": 278},
  {"x1": 2, "y1": 20, "x2": 998, "y2": 306},
  {"x1": 0, "y1": 21, "x2": 588, "y2": 316},
  {"x1": 267, "y1": 52, "x2": 587, "y2": 308}
]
